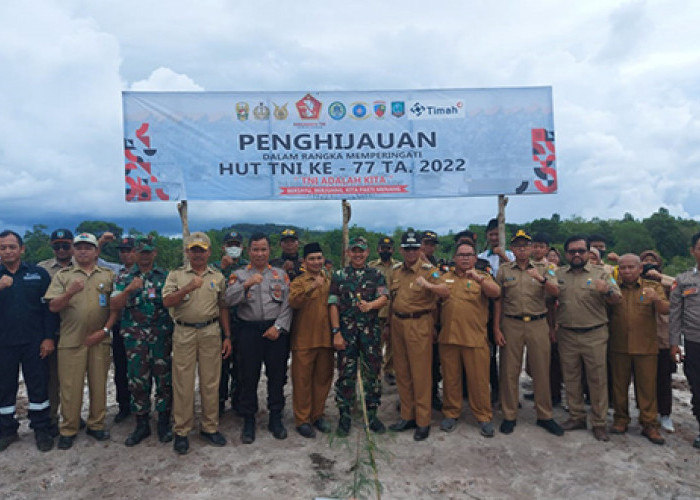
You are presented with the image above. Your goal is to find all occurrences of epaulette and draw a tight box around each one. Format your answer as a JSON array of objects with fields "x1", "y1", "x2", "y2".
[
  {"x1": 420, "y1": 263, "x2": 433, "y2": 270},
  {"x1": 392, "y1": 262, "x2": 403, "y2": 270}
]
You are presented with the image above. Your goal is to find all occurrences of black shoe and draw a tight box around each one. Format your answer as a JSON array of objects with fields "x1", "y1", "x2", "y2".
[
  {"x1": 200, "y1": 431, "x2": 226, "y2": 446},
  {"x1": 297, "y1": 423, "x2": 316, "y2": 438},
  {"x1": 431, "y1": 396, "x2": 443, "y2": 411},
  {"x1": 113, "y1": 408, "x2": 131, "y2": 424},
  {"x1": 389, "y1": 419, "x2": 417, "y2": 432},
  {"x1": 313, "y1": 418, "x2": 332, "y2": 434},
  {"x1": 35, "y1": 429, "x2": 54, "y2": 452},
  {"x1": 500, "y1": 419, "x2": 516, "y2": 434},
  {"x1": 413, "y1": 426, "x2": 430, "y2": 441},
  {"x1": 57, "y1": 434, "x2": 75, "y2": 450},
  {"x1": 86, "y1": 428, "x2": 110, "y2": 441},
  {"x1": 48, "y1": 423, "x2": 59, "y2": 438},
  {"x1": 523, "y1": 392, "x2": 535, "y2": 401},
  {"x1": 268, "y1": 411, "x2": 287, "y2": 440},
  {"x1": 336, "y1": 415, "x2": 351, "y2": 437},
  {"x1": 241, "y1": 416, "x2": 256, "y2": 444},
  {"x1": 173, "y1": 435, "x2": 189, "y2": 455},
  {"x1": 157, "y1": 412, "x2": 173, "y2": 443},
  {"x1": 79, "y1": 418, "x2": 87, "y2": 430},
  {"x1": 384, "y1": 373, "x2": 396, "y2": 386},
  {"x1": 0, "y1": 433, "x2": 19, "y2": 451},
  {"x1": 537, "y1": 419, "x2": 564, "y2": 436},
  {"x1": 125, "y1": 415, "x2": 151, "y2": 446},
  {"x1": 368, "y1": 417, "x2": 386, "y2": 434}
]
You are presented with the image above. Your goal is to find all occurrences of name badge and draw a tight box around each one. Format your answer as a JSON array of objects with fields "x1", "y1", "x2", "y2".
[
  {"x1": 148, "y1": 287, "x2": 156, "y2": 299},
  {"x1": 99, "y1": 293, "x2": 107, "y2": 307},
  {"x1": 683, "y1": 287, "x2": 698, "y2": 297}
]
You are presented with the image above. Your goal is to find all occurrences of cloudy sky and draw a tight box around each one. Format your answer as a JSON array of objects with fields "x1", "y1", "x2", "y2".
[{"x1": 1, "y1": 0, "x2": 699, "y2": 236}]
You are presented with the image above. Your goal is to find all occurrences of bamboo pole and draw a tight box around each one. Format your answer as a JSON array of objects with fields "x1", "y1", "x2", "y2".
[
  {"x1": 342, "y1": 199, "x2": 351, "y2": 267},
  {"x1": 178, "y1": 200, "x2": 190, "y2": 265},
  {"x1": 497, "y1": 194, "x2": 508, "y2": 249}
]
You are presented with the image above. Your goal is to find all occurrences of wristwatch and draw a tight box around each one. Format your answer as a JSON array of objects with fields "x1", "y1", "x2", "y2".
[
  {"x1": 331, "y1": 327, "x2": 340, "y2": 334},
  {"x1": 102, "y1": 327, "x2": 111, "y2": 337}
]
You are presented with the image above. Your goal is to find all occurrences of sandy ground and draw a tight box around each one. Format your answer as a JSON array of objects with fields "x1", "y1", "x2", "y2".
[{"x1": 2, "y1": 367, "x2": 700, "y2": 500}]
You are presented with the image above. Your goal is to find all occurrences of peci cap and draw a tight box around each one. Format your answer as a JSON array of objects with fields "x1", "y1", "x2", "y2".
[
  {"x1": 50, "y1": 229, "x2": 74, "y2": 243},
  {"x1": 454, "y1": 230, "x2": 477, "y2": 244},
  {"x1": 186, "y1": 232, "x2": 211, "y2": 250},
  {"x1": 280, "y1": 228, "x2": 298, "y2": 240},
  {"x1": 401, "y1": 231, "x2": 422, "y2": 249},
  {"x1": 116, "y1": 237, "x2": 135, "y2": 249},
  {"x1": 134, "y1": 235, "x2": 155, "y2": 252},
  {"x1": 348, "y1": 236, "x2": 368, "y2": 250},
  {"x1": 303, "y1": 242, "x2": 323, "y2": 257},
  {"x1": 510, "y1": 229, "x2": 532, "y2": 243},
  {"x1": 223, "y1": 231, "x2": 243, "y2": 244},
  {"x1": 421, "y1": 230, "x2": 439, "y2": 243},
  {"x1": 73, "y1": 232, "x2": 98, "y2": 247}
]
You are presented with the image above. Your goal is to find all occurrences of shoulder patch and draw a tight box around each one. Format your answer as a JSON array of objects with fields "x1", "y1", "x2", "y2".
[
  {"x1": 228, "y1": 274, "x2": 237, "y2": 285},
  {"x1": 421, "y1": 263, "x2": 433, "y2": 270},
  {"x1": 671, "y1": 280, "x2": 678, "y2": 291}
]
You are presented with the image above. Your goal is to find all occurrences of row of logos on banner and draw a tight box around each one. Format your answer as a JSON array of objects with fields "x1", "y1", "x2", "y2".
[{"x1": 235, "y1": 93, "x2": 465, "y2": 122}]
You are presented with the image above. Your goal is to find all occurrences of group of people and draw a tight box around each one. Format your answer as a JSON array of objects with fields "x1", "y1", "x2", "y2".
[{"x1": 1, "y1": 220, "x2": 700, "y2": 456}]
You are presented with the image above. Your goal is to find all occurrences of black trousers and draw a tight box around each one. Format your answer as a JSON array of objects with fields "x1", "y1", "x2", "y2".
[
  {"x1": 219, "y1": 315, "x2": 241, "y2": 407},
  {"x1": 237, "y1": 320, "x2": 290, "y2": 416},
  {"x1": 657, "y1": 348, "x2": 674, "y2": 416},
  {"x1": 112, "y1": 323, "x2": 130, "y2": 412},
  {"x1": 684, "y1": 340, "x2": 700, "y2": 425},
  {"x1": 550, "y1": 341, "x2": 563, "y2": 403},
  {"x1": 0, "y1": 341, "x2": 50, "y2": 436}
]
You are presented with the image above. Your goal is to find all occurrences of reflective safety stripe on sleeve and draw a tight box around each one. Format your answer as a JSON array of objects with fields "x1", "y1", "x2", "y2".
[
  {"x1": 28, "y1": 400, "x2": 50, "y2": 411},
  {"x1": 0, "y1": 405, "x2": 16, "y2": 415}
]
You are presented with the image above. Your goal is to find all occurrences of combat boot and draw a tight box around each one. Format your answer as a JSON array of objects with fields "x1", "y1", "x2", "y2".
[
  {"x1": 125, "y1": 414, "x2": 151, "y2": 446},
  {"x1": 157, "y1": 411, "x2": 173, "y2": 443},
  {"x1": 241, "y1": 415, "x2": 255, "y2": 444},
  {"x1": 268, "y1": 410, "x2": 287, "y2": 440}
]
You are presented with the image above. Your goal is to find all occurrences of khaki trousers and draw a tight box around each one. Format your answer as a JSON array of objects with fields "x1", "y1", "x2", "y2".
[
  {"x1": 172, "y1": 324, "x2": 222, "y2": 436},
  {"x1": 440, "y1": 343, "x2": 492, "y2": 422},
  {"x1": 291, "y1": 347, "x2": 334, "y2": 427},
  {"x1": 558, "y1": 326, "x2": 609, "y2": 427},
  {"x1": 58, "y1": 342, "x2": 111, "y2": 436},
  {"x1": 610, "y1": 352, "x2": 658, "y2": 427},
  {"x1": 48, "y1": 349, "x2": 60, "y2": 425},
  {"x1": 500, "y1": 317, "x2": 552, "y2": 420},
  {"x1": 391, "y1": 314, "x2": 433, "y2": 427}
]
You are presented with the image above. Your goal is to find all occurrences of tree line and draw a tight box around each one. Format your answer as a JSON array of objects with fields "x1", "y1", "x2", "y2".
[{"x1": 18, "y1": 207, "x2": 700, "y2": 276}]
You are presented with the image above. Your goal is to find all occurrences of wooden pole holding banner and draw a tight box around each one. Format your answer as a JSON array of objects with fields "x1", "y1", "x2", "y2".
[
  {"x1": 498, "y1": 194, "x2": 508, "y2": 249},
  {"x1": 178, "y1": 200, "x2": 190, "y2": 265},
  {"x1": 341, "y1": 199, "x2": 351, "y2": 267}
]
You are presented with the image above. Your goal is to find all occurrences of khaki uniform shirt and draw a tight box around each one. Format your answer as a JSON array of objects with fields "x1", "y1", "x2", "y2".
[
  {"x1": 369, "y1": 257, "x2": 399, "y2": 319},
  {"x1": 608, "y1": 278, "x2": 667, "y2": 355},
  {"x1": 438, "y1": 270, "x2": 496, "y2": 347},
  {"x1": 44, "y1": 265, "x2": 115, "y2": 348},
  {"x1": 38, "y1": 257, "x2": 73, "y2": 278},
  {"x1": 388, "y1": 260, "x2": 441, "y2": 315},
  {"x1": 555, "y1": 263, "x2": 621, "y2": 329},
  {"x1": 224, "y1": 264, "x2": 292, "y2": 332},
  {"x1": 496, "y1": 261, "x2": 556, "y2": 316},
  {"x1": 162, "y1": 264, "x2": 226, "y2": 324},
  {"x1": 288, "y1": 271, "x2": 331, "y2": 351}
]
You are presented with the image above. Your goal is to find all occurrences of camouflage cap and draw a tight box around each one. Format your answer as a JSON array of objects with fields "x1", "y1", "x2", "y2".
[
  {"x1": 134, "y1": 235, "x2": 155, "y2": 252},
  {"x1": 348, "y1": 236, "x2": 368, "y2": 250}
]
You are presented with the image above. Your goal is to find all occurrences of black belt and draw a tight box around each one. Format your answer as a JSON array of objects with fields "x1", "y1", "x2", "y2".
[
  {"x1": 393, "y1": 309, "x2": 433, "y2": 319},
  {"x1": 175, "y1": 317, "x2": 218, "y2": 329},
  {"x1": 562, "y1": 323, "x2": 606, "y2": 334},
  {"x1": 505, "y1": 313, "x2": 547, "y2": 322}
]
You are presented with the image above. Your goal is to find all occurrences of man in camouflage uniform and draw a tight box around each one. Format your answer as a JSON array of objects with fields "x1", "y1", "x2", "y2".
[
  {"x1": 329, "y1": 236, "x2": 389, "y2": 437},
  {"x1": 110, "y1": 236, "x2": 174, "y2": 446}
]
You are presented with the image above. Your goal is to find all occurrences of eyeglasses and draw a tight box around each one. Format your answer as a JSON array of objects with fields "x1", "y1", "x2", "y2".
[
  {"x1": 566, "y1": 249, "x2": 588, "y2": 255},
  {"x1": 455, "y1": 253, "x2": 476, "y2": 258},
  {"x1": 52, "y1": 243, "x2": 71, "y2": 251}
]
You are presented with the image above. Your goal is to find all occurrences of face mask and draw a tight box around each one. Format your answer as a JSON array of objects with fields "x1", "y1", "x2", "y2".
[
  {"x1": 226, "y1": 246, "x2": 242, "y2": 259},
  {"x1": 379, "y1": 251, "x2": 393, "y2": 261}
]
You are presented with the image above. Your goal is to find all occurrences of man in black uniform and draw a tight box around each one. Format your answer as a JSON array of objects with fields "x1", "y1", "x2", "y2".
[
  {"x1": 270, "y1": 228, "x2": 303, "y2": 281},
  {"x1": 0, "y1": 230, "x2": 57, "y2": 452}
]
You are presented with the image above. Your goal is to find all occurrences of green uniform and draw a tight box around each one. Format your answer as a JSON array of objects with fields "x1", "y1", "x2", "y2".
[
  {"x1": 114, "y1": 266, "x2": 173, "y2": 415},
  {"x1": 329, "y1": 266, "x2": 389, "y2": 414}
]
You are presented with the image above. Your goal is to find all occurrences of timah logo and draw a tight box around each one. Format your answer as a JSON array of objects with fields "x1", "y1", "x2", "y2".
[{"x1": 409, "y1": 101, "x2": 464, "y2": 120}]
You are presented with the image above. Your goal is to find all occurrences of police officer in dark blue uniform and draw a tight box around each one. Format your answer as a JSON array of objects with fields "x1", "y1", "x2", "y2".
[{"x1": 0, "y1": 230, "x2": 58, "y2": 452}]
